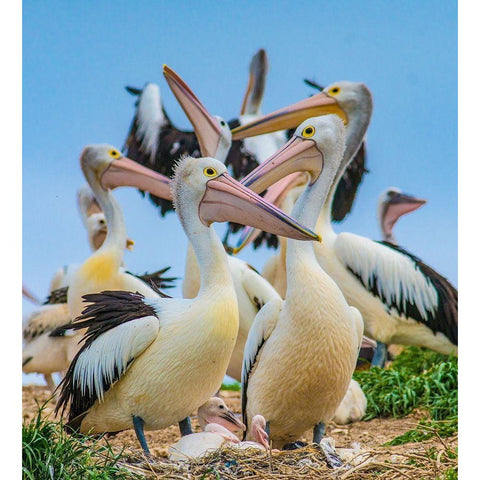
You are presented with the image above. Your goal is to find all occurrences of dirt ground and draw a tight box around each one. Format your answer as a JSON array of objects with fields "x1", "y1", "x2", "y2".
[{"x1": 23, "y1": 385, "x2": 457, "y2": 465}]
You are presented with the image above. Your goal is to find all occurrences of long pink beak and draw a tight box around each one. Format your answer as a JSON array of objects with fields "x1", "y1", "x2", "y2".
[
  {"x1": 101, "y1": 157, "x2": 172, "y2": 200},
  {"x1": 233, "y1": 172, "x2": 307, "y2": 252},
  {"x1": 199, "y1": 172, "x2": 319, "y2": 242},
  {"x1": 163, "y1": 65, "x2": 224, "y2": 158},
  {"x1": 231, "y1": 91, "x2": 348, "y2": 140}
]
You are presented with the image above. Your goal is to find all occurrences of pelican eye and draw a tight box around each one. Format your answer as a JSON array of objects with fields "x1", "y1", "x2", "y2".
[
  {"x1": 301, "y1": 126, "x2": 315, "y2": 138},
  {"x1": 109, "y1": 149, "x2": 121, "y2": 158},
  {"x1": 204, "y1": 167, "x2": 217, "y2": 177},
  {"x1": 329, "y1": 86, "x2": 341, "y2": 95},
  {"x1": 220, "y1": 120, "x2": 226, "y2": 126}
]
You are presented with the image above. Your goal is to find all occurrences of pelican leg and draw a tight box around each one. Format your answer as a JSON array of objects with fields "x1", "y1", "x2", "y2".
[
  {"x1": 133, "y1": 415, "x2": 150, "y2": 455},
  {"x1": 44, "y1": 374, "x2": 56, "y2": 394},
  {"x1": 371, "y1": 342, "x2": 388, "y2": 368},
  {"x1": 178, "y1": 416, "x2": 193, "y2": 436},
  {"x1": 265, "y1": 420, "x2": 270, "y2": 437},
  {"x1": 313, "y1": 422, "x2": 325, "y2": 444}
]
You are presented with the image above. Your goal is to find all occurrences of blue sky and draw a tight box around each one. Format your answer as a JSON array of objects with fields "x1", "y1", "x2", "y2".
[{"x1": 23, "y1": 0, "x2": 457, "y2": 366}]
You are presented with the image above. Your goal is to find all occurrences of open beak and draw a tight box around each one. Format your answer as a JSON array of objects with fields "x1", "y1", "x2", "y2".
[
  {"x1": 384, "y1": 192, "x2": 426, "y2": 235},
  {"x1": 163, "y1": 65, "x2": 223, "y2": 158},
  {"x1": 101, "y1": 157, "x2": 172, "y2": 201},
  {"x1": 232, "y1": 91, "x2": 348, "y2": 140},
  {"x1": 214, "y1": 410, "x2": 246, "y2": 432},
  {"x1": 199, "y1": 172, "x2": 319, "y2": 242},
  {"x1": 232, "y1": 172, "x2": 308, "y2": 253}
]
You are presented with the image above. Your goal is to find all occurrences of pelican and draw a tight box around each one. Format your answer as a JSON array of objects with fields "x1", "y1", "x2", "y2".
[
  {"x1": 55, "y1": 149, "x2": 318, "y2": 454},
  {"x1": 152, "y1": 65, "x2": 283, "y2": 381},
  {"x1": 241, "y1": 115, "x2": 363, "y2": 448},
  {"x1": 236, "y1": 89, "x2": 457, "y2": 366},
  {"x1": 22, "y1": 185, "x2": 174, "y2": 394},
  {"x1": 378, "y1": 187, "x2": 426, "y2": 244}
]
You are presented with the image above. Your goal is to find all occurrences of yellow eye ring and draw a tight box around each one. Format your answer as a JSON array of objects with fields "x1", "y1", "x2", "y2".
[
  {"x1": 329, "y1": 86, "x2": 341, "y2": 96},
  {"x1": 302, "y1": 126, "x2": 315, "y2": 138},
  {"x1": 109, "y1": 149, "x2": 121, "y2": 158},
  {"x1": 203, "y1": 167, "x2": 217, "y2": 177}
]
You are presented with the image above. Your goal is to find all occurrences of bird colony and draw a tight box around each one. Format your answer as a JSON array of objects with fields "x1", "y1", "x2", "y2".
[{"x1": 23, "y1": 49, "x2": 457, "y2": 467}]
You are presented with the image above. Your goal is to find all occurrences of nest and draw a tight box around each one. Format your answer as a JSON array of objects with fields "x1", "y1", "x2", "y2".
[{"x1": 118, "y1": 435, "x2": 458, "y2": 480}]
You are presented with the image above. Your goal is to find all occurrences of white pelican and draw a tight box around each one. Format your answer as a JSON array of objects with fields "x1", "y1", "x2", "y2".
[
  {"x1": 160, "y1": 65, "x2": 284, "y2": 381},
  {"x1": 55, "y1": 150, "x2": 318, "y2": 454},
  {"x1": 236, "y1": 89, "x2": 457, "y2": 365},
  {"x1": 22, "y1": 185, "x2": 138, "y2": 394},
  {"x1": 241, "y1": 115, "x2": 363, "y2": 448}
]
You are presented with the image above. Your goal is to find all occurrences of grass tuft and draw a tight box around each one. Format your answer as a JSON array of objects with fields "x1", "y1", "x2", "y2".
[
  {"x1": 354, "y1": 347, "x2": 457, "y2": 445},
  {"x1": 22, "y1": 403, "x2": 138, "y2": 479},
  {"x1": 220, "y1": 381, "x2": 241, "y2": 391}
]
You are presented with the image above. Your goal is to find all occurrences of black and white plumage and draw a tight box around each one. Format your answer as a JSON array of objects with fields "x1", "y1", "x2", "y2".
[{"x1": 56, "y1": 291, "x2": 159, "y2": 429}]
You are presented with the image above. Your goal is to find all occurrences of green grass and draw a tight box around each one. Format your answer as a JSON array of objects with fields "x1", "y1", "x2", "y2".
[
  {"x1": 353, "y1": 347, "x2": 457, "y2": 445},
  {"x1": 22, "y1": 405, "x2": 138, "y2": 480},
  {"x1": 220, "y1": 381, "x2": 241, "y2": 391}
]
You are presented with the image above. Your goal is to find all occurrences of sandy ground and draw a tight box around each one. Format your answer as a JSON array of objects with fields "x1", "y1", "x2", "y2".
[{"x1": 22, "y1": 384, "x2": 457, "y2": 466}]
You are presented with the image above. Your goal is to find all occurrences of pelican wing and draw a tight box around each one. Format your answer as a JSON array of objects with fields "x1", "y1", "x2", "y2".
[
  {"x1": 123, "y1": 83, "x2": 202, "y2": 216},
  {"x1": 44, "y1": 286, "x2": 69, "y2": 305},
  {"x1": 55, "y1": 291, "x2": 161, "y2": 427},
  {"x1": 127, "y1": 266, "x2": 178, "y2": 291},
  {"x1": 241, "y1": 264, "x2": 281, "y2": 313},
  {"x1": 335, "y1": 233, "x2": 457, "y2": 344},
  {"x1": 241, "y1": 299, "x2": 282, "y2": 433}
]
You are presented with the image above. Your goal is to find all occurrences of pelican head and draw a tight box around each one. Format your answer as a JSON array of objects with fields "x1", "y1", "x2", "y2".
[
  {"x1": 231, "y1": 81, "x2": 371, "y2": 140},
  {"x1": 251, "y1": 415, "x2": 270, "y2": 450},
  {"x1": 80, "y1": 144, "x2": 172, "y2": 200},
  {"x1": 379, "y1": 187, "x2": 426, "y2": 241},
  {"x1": 171, "y1": 156, "x2": 319, "y2": 242},
  {"x1": 197, "y1": 397, "x2": 245, "y2": 432},
  {"x1": 241, "y1": 115, "x2": 346, "y2": 195},
  {"x1": 234, "y1": 115, "x2": 345, "y2": 252},
  {"x1": 163, "y1": 65, "x2": 232, "y2": 161}
]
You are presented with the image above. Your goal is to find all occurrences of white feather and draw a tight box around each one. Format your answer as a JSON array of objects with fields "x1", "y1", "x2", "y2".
[
  {"x1": 136, "y1": 83, "x2": 168, "y2": 162},
  {"x1": 335, "y1": 233, "x2": 438, "y2": 321},
  {"x1": 73, "y1": 315, "x2": 159, "y2": 402}
]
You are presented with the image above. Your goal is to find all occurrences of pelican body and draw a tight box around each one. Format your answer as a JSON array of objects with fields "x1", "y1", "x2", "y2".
[{"x1": 241, "y1": 116, "x2": 363, "y2": 448}]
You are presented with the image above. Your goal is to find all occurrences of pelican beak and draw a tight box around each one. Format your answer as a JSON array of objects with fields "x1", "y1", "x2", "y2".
[
  {"x1": 242, "y1": 137, "x2": 323, "y2": 195},
  {"x1": 101, "y1": 157, "x2": 173, "y2": 201},
  {"x1": 383, "y1": 192, "x2": 427, "y2": 236},
  {"x1": 163, "y1": 65, "x2": 223, "y2": 157},
  {"x1": 233, "y1": 172, "x2": 308, "y2": 253},
  {"x1": 199, "y1": 172, "x2": 319, "y2": 242},
  {"x1": 215, "y1": 410, "x2": 246, "y2": 432},
  {"x1": 232, "y1": 92, "x2": 348, "y2": 140}
]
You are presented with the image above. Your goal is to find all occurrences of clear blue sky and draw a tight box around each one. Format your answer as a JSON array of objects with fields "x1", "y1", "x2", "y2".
[{"x1": 23, "y1": 1, "x2": 457, "y2": 335}]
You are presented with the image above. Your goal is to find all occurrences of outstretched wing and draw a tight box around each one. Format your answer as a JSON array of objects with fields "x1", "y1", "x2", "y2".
[
  {"x1": 241, "y1": 299, "x2": 281, "y2": 436},
  {"x1": 335, "y1": 233, "x2": 457, "y2": 344},
  {"x1": 55, "y1": 291, "x2": 160, "y2": 428},
  {"x1": 127, "y1": 266, "x2": 177, "y2": 291}
]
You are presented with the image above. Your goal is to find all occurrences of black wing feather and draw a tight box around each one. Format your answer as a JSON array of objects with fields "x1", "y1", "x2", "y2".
[
  {"x1": 126, "y1": 266, "x2": 177, "y2": 291},
  {"x1": 43, "y1": 287, "x2": 69, "y2": 305},
  {"x1": 55, "y1": 291, "x2": 157, "y2": 425}
]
